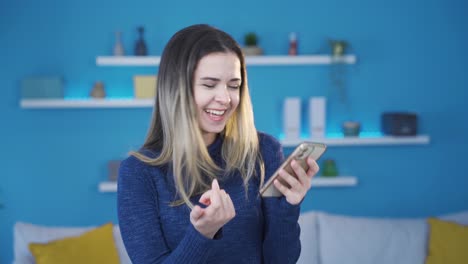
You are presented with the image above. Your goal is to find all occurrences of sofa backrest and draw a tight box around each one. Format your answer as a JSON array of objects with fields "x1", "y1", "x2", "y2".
[
  {"x1": 297, "y1": 210, "x2": 468, "y2": 264},
  {"x1": 14, "y1": 211, "x2": 468, "y2": 264}
]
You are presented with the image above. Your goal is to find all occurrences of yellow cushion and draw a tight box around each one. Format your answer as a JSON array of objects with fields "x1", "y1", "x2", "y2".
[
  {"x1": 426, "y1": 218, "x2": 468, "y2": 264},
  {"x1": 29, "y1": 223, "x2": 120, "y2": 264}
]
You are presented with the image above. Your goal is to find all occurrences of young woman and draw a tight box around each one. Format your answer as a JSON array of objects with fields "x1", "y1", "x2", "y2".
[{"x1": 117, "y1": 24, "x2": 319, "y2": 264}]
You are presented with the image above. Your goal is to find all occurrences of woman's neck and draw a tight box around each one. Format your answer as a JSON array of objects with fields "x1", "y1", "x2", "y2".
[{"x1": 202, "y1": 133, "x2": 217, "y2": 146}]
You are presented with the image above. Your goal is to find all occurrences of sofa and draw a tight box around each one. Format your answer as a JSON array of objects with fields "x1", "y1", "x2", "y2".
[
  {"x1": 13, "y1": 210, "x2": 468, "y2": 264},
  {"x1": 13, "y1": 222, "x2": 132, "y2": 264},
  {"x1": 297, "y1": 210, "x2": 468, "y2": 264}
]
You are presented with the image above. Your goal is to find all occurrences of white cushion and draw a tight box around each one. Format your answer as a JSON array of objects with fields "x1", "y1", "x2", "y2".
[
  {"x1": 316, "y1": 210, "x2": 468, "y2": 264},
  {"x1": 317, "y1": 212, "x2": 428, "y2": 264},
  {"x1": 13, "y1": 222, "x2": 131, "y2": 264},
  {"x1": 297, "y1": 211, "x2": 320, "y2": 264},
  {"x1": 439, "y1": 210, "x2": 468, "y2": 225}
]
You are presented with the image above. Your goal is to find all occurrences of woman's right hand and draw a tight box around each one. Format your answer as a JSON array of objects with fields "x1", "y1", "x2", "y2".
[{"x1": 190, "y1": 179, "x2": 236, "y2": 239}]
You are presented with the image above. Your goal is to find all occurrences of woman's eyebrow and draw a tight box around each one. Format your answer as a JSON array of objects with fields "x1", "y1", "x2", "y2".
[
  {"x1": 200, "y1": 77, "x2": 241, "y2": 82},
  {"x1": 200, "y1": 77, "x2": 220, "y2": 81}
]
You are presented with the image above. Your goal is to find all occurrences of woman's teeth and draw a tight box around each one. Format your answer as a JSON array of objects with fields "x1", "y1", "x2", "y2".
[{"x1": 205, "y1": 109, "x2": 226, "y2": 116}]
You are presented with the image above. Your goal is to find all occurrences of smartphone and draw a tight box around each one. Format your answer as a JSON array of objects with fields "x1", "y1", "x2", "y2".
[{"x1": 259, "y1": 142, "x2": 327, "y2": 197}]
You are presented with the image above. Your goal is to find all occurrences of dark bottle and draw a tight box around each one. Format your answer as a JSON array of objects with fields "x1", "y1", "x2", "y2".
[{"x1": 134, "y1": 26, "x2": 148, "y2": 56}]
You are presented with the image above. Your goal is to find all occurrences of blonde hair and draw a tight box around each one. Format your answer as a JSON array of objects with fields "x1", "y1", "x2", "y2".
[{"x1": 130, "y1": 24, "x2": 264, "y2": 208}]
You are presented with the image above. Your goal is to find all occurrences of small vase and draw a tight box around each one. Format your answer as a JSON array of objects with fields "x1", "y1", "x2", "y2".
[
  {"x1": 90, "y1": 81, "x2": 106, "y2": 98},
  {"x1": 113, "y1": 31, "x2": 125, "y2": 56},
  {"x1": 342, "y1": 121, "x2": 361, "y2": 137}
]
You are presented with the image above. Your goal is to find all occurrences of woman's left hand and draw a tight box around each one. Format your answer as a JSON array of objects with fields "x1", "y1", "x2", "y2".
[{"x1": 273, "y1": 157, "x2": 320, "y2": 205}]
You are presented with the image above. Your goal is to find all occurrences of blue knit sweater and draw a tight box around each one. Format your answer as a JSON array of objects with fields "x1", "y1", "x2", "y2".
[{"x1": 117, "y1": 132, "x2": 301, "y2": 264}]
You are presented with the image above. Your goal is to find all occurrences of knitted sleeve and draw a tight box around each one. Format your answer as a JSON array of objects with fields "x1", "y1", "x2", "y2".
[{"x1": 117, "y1": 156, "x2": 216, "y2": 264}]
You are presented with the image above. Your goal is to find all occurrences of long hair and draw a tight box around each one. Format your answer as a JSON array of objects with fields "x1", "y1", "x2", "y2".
[{"x1": 131, "y1": 24, "x2": 264, "y2": 208}]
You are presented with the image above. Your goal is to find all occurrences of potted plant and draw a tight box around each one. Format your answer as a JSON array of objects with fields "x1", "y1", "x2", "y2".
[
  {"x1": 328, "y1": 39, "x2": 360, "y2": 135},
  {"x1": 329, "y1": 40, "x2": 348, "y2": 58},
  {"x1": 328, "y1": 39, "x2": 350, "y2": 102},
  {"x1": 242, "y1": 32, "x2": 263, "y2": 56}
]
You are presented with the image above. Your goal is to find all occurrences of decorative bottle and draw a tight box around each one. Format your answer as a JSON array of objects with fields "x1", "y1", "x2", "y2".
[
  {"x1": 288, "y1": 32, "x2": 297, "y2": 55},
  {"x1": 134, "y1": 26, "x2": 148, "y2": 56},
  {"x1": 113, "y1": 31, "x2": 125, "y2": 56}
]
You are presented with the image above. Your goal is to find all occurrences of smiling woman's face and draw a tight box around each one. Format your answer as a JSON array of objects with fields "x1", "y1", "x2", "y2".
[{"x1": 193, "y1": 52, "x2": 241, "y2": 145}]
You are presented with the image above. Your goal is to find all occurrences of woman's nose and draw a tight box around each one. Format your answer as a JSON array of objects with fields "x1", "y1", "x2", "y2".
[{"x1": 215, "y1": 87, "x2": 231, "y2": 104}]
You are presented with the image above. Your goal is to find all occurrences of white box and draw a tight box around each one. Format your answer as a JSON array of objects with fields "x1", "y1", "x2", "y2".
[
  {"x1": 309, "y1": 97, "x2": 326, "y2": 138},
  {"x1": 133, "y1": 75, "x2": 157, "y2": 98},
  {"x1": 283, "y1": 97, "x2": 301, "y2": 140}
]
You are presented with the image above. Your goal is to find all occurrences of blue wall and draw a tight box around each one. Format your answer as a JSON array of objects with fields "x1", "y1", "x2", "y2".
[{"x1": 1, "y1": 0, "x2": 467, "y2": 262}]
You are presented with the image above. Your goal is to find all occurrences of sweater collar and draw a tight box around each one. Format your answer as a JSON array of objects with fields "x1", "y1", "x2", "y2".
[{"x1": 207, "y1": 133, "x2": 223, "y2": 154}]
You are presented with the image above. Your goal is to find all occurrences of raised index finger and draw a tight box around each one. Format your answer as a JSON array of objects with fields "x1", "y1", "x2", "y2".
[{"x1": 207, "y1": 179, "x2": 221, "y2": 212}]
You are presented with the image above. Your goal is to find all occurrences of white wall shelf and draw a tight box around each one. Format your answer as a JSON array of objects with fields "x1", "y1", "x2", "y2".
[
  {"x1": 99, "y1": 182, "x2": 118, "y2": 192},
  {"x1": 97, "y1": 56, "x2": 161, "y2": 66},
  {"x1": 16, "y1": 99, "x2": 434, "y2": 148},
  {"x1": 98, "y1": 176, "x2": 357, "y2": 193},
  {"x1": 96, "y1": 55, "x2": 357, "y2": 67},
  {"x1": 281, "y1": 135, "x2": 430, "y2": 147},
  {"x1": 20, "y1": 98, "x2": 154, "y2": 109},
  {"x1": 312, "y1": 176, "x2": 358, "y2": 187}
]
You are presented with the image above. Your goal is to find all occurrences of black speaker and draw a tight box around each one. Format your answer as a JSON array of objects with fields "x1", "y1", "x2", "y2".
[{"x1": 381, "y1": 112, "x2": 418, "y2": 136}]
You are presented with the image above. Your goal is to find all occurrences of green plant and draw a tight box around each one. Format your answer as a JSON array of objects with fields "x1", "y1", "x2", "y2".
[
  {"x1": 329, "y1": 40, "x2": 348, "y2": 57},
  {"x1": 328, "y1": 39, "x2": 350, "y2": 102},
  {"x1": 244, "y1": 32, "x2": 258, "y2": 46}
]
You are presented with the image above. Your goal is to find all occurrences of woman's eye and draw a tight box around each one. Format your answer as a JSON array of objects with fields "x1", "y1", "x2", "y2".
[
  {"x1": 202, "y1": 84, "x2": 215, "y2": 88},
  {"x1": 228, "y1": 85, "x2": 240, "y2": 89}
]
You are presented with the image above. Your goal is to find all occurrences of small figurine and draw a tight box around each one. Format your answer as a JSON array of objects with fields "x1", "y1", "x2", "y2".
[
  {"x1": 90, "y1": 81, "x2": 106, "y2": 98},
  {"x1": 134, "y1": 26, "x2": 148, "y2": 56},
  {"x1": 113, "y1": 31, "x2": 125, "y2": 56},
  {"x1": 288, "y1": 32, "x2": 297, "y2": 55}
]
